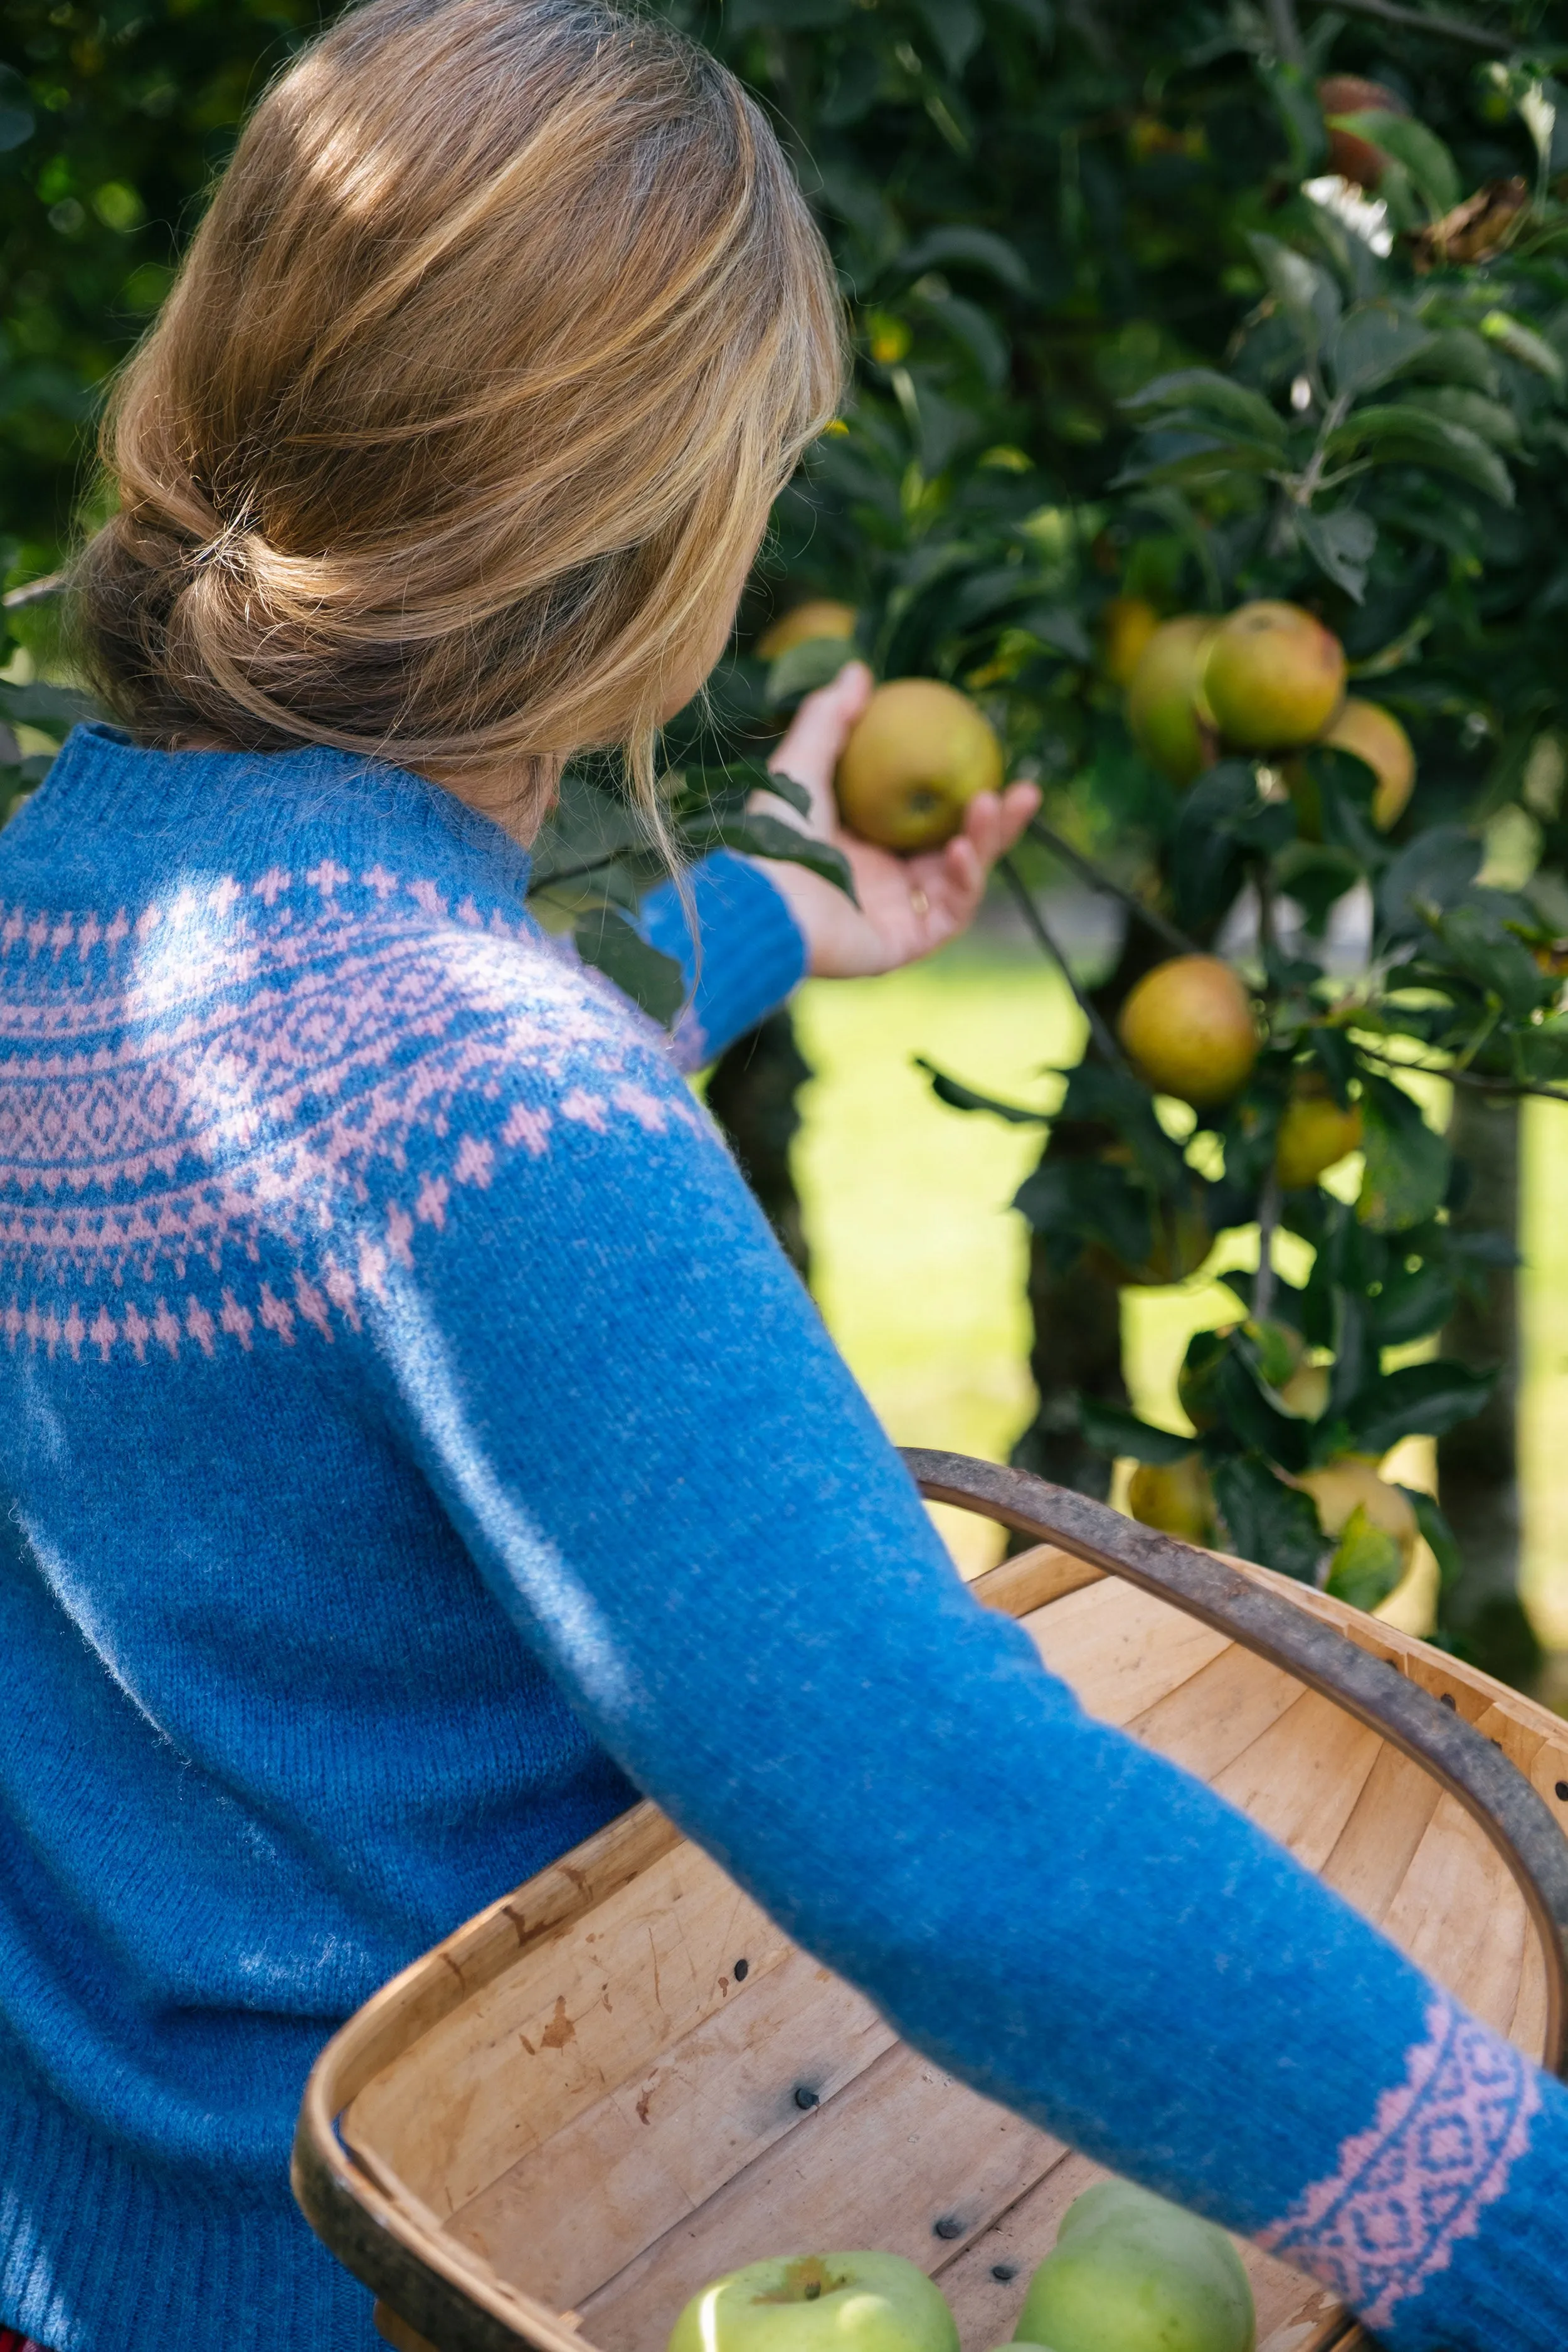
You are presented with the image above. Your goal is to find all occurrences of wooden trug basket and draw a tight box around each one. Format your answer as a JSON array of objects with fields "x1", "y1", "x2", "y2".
[{"x1": 294, "y1": 1453, "x2": 1568, "y2": 2352}]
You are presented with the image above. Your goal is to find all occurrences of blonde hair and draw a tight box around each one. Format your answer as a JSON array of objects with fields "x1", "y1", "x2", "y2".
[{"x1": 73, "y1": 0, "x2": 843, "y2": 826}]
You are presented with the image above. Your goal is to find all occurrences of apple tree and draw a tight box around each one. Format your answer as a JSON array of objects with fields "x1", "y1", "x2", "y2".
[
  {"x1": 9, "y1": 0, "x2": 1568, "y2": 1673},
  {"x1": 660, "y1": 0, "x2": 1568, "y2": 1676}
]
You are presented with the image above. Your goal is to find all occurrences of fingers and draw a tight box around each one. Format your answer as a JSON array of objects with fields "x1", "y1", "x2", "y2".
[
  {"x1": 998, "y1": 778, "x2": 1042, "y2": 849},
  {"x1": 899, "y1": 780, "x2": 1044, "y2": 947},
  {"x1": 766, "y1": 661, "x2": 874, "y2": 812},
  {"x1": 960, "y1": 780, "x2": 1041, "y2": 869}
]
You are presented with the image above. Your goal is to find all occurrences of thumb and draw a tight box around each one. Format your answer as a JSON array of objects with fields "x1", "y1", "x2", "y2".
[{"x1": 767, "y1": 661, "x2": 874, "y2": 811}]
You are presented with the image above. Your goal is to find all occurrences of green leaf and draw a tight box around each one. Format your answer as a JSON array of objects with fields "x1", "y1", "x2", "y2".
[
  {"x1": 1431, "y1": 901, "x2": 1549, "y2": 1016},
  {"x1": 897, "y1": 225, "x2": 1031, "y2": 292},
  {"x1": 1012, "y1": 1154, "x2": 1162, "y2": 1276},
  {"x1": 764, "y1": 636, "x2": 858, "y2": 706},
  {"x1": 0, "y1": 679, "x2": 98, "y2": 730},
  {"x1": 1013, "y1": 603, "x2": 1094, "y2": 662},
  {"x1": 1397, "y1": 385, "x2": 1520, "y2": 451},
  {"x1": 1262, "y1": 58, "x2": 1329, "y2": 179},
  {"x1": 916, "y1": 1057, "x2": 1050, "y2": 1123},
  {"x1": 1078, "y1": 1397, "x2": 1195, "y2": 1465},
  {"x1": 729, "y1": 0, "x2": 847, "y2": 26},
  {"x1": 1120, "y1": 369, "x2": 1287, "y2": 445},
  {"x1": 1480, "y1": 309, "x2": 1567, "y2": 388},
  {"x1": 1518, "y1": 1017, "x2": 1568, "y2": 1082},
  {"x1": 1328, "y1": 404, "x2": 1513, "y2": 507},
  {"x1": 1377, "y1": 825, "x2": 1481, "y2": 940},
  {"x1": 688, "y1": 810, "x2": 856, "y2": 898},
  {"x1": 1357, "y1": 1077, "x2": 1449, "y2": 1234},
  {"x1": 1368, "y1": 1258, "x2": 1457, "y2": 1347},
  {"x1": 1405, "y1": 1488, "x2": 1462, "y2": 1590},
  {"x1": 1296, "y1": 506, "x2": 1377, "y2": 601},
  {"x1": 1248, "y1": 233, "x2": 1342, "y2": 354},
  {"x1": 1170, "y1": 761, "x2": 1293, "y2": 927},
  {"x1": 753, "y1": 768, "x2": 812, "y2": 819},
  {"x1": 573, "y1": 908, "x2": 687, "y2": 1026},
  {"x1": 0, "y1": 65, "x2": 34, "y2": 154},
  {"x1": 1345, "y1": 1358, "x2": 1495, "y2": 1453},
  {"x1": 1407, "y1": 329, "x2": 1500, "y2": 395},
  {"x1": 1327, "y1": 307, "x2": 1436, "y2": 398},
  {"x1": 1210, "y1": 1456, "x2": 1325, "y2": 1582},
  {"x1": 1333, "y1": 112, "x2": 1460, "y2": 216},
  {"x1": 1324, "y1": 1505, "x2": 1406, "y2": 1612},
  {"x1": 919, "y1": 289, "x2": 1010, "y2": 389},
  {"x1": 912, "y1": 0, "x2": 983, "y2": 73},
  {"x1": 532, "y1": 772, "x2": 651, "y2": 884}
]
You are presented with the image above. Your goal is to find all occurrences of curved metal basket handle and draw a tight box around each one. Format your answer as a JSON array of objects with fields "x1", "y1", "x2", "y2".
[{"x1": 905, "y1": 1446, "x2": 1568, "y2": 2080}]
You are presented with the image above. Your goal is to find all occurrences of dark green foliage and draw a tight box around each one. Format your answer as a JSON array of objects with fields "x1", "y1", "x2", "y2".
[
  {"x1": 8, "y1": 0, "x2": 1568, "y2": 1642},
  {"x1": 1, "y1": 2, "x2": 330, "y2": 566}
]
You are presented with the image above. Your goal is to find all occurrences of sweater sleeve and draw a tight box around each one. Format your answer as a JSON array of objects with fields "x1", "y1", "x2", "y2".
[
  {"x1": 640, "y1": 850, "x2": 807, "y2": 1069},
  {"x1": 361, "y1": 957, "x2": 1568, "y2": 2352}
]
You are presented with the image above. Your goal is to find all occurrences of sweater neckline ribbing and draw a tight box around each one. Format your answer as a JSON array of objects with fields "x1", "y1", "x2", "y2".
[{"x1": 17, "y1": 725, "x2": 536, "y2": 905}]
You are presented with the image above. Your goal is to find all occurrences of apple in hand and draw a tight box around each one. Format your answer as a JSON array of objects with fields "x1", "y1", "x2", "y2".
[
  {"x1": 669, "y1": 2254, "x2": 960, "y2": 2352},
  {"x1": 1014, "y1": 2182, "x2": 1255, "y2": 2352}
]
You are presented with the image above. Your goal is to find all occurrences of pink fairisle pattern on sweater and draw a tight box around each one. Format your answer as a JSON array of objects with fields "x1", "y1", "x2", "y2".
[
  {"x1": 1259, "y1": 1992, "x2": 1540, "y2": 2328},
  {"x1": 0, "y1": 866, "x2": 699, "y2": 1362}
]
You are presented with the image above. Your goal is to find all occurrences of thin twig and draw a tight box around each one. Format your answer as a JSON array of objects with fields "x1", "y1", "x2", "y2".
[
  {"x1": 1025, "y1": 817, "x2": 1203, "y2": 958},
  {"x1": 1, "y1": 571, "x2": 65, "y2": 611},
  {"x1": 1265, "y1": 0, "x2": 1306, "y2": 68},
  {"x1": 1355, "y1": 1040, "x2": 1568, "y2": 1104},
  {"x1": 1302, "y1": 0, "x2": 1513, "y2": 52},
  {"x1": 1000, "y1": 856, "x2": 1128, "y2": 1068},
  {"x1": 1254, "y1": 1172, "x2": 1282, "y2": 1323},
  {"x1": 1255, "y1": 862, "x2": 1280, "y2": 973}
]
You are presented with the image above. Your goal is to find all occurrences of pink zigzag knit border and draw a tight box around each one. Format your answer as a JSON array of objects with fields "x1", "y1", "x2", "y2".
[
  {"x1": 1259, "y1": 1992, "x2": 1540, "y2": 2329},
  {"x1": 0, "y1": 869, "x2": 701, "y2": 1364}
]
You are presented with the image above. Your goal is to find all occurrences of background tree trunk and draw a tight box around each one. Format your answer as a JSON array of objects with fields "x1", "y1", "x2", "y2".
[
  {"x1": 705, "y1": 1010, "x2": 813, "y2": 1281},
  {"x1": 1012, "y1": 1214, "x2": 1128, "y2": 1498},
  {"x1": 1436, "y1": 1089, "x2": 1542, "y2": 1685},
  {"x1": 1010, "y1": 914, "x2": 1165, "y2": 1501}
]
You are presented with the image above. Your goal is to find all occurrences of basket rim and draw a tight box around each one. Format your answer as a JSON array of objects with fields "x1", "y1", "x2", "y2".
[{"x1": 292, "y1": 1450, "x2": 1568, "y2": 2352}]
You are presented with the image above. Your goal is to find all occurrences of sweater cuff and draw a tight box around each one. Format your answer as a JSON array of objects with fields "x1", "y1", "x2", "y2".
[
  {"x1": 1393, "y1": 2072, "x2": 1568, "y2": 2352},
  {"x1": 642, "y1": 850, "x2": 808, "y2": 1073}
]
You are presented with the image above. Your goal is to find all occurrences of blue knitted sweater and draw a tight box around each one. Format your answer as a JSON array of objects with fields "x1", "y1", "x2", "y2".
[{"x1": 0, "y1": 725, "x2": 1564, "y2": 2352}]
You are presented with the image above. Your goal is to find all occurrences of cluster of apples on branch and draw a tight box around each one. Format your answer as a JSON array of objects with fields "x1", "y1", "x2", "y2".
[
  {"x1": 1111, "y1": 598, "x2": 1414, "y2": 840},
  {"x1": 739, "y1": 586, "x2": 1544, "y2": 1623}
]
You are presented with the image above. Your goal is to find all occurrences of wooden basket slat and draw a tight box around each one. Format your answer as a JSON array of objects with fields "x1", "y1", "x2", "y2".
[
  {"x1": 1315, "y1": 1741, "x2": 1444, "y2": 1923},
  {"x1": 1020, "y1": 1576, "x2": 1231, "y2": 1725},
  {"x1": 572, "y1": 2040, "x2": 1065, "y2": 2352},
  {"x1": 1122, "y1": 1638, "x2": 1306, "y2": 1783},
  {"x1": 446, "y1": 1952, "x2": 896, "y2": 2306},
  {"x1": 292, "y1": 1463, "x2": 1568, "y2": 2352},
  {"x1": 347, "y1": 1842, "x2": 790, "y2": 2218},
  {"x1": 1382, "y1": 1793, "x2": 1534, "y2": 2033},
  {"x1": 1215, "y1": 1686, "x2": 1385, "y2": 1870}
]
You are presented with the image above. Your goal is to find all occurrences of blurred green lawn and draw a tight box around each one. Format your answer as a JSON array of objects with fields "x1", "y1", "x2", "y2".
[{"x1": 793, "y1": 943, "x2": 1568, "y2": 1643}]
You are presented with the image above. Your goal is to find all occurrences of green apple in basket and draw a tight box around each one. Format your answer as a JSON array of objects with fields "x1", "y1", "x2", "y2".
[
  {"x1": 667, "y1": 2252, "x2": 958, "y2": 2352},
  {"x1": 1004, "y1": 2182, "x2": 1255, "y2": 2352}
]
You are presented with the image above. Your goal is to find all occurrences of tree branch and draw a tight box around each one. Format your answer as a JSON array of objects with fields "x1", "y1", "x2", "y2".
[
  {"x1": 1303, "y1": 0, "x2": 1513, "y2": 53},
  {"x1": 1025, "y1": 817, "x2": 1203, "y2": 957},
  {"x1": 1000, "y1": 856, "x2": 1130, "y2": 1069},
  {"x1": 1254, "y1": 1172, "x2": 1282, "y2": 1322},
  {"x1": 1354, "y1": 1041, "x2": 1568, "y2": 1103},
  {"x1": 1, "y1": 571, "x2": 65, "y2": 610}
]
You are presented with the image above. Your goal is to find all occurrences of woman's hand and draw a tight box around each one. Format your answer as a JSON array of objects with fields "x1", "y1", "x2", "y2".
[{"x1": 750, "y1": 661, "x2": 1041, "y2": 979}]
